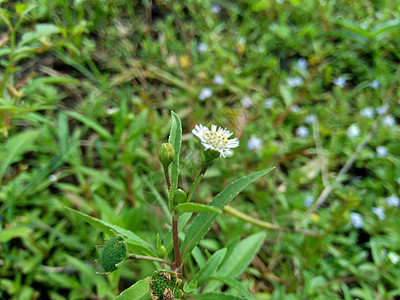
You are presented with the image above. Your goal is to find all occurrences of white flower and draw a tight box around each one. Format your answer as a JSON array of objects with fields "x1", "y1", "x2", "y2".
[
  {"x1": 333, "y1": 76, "x2": 346, "y2": 88},
  {"x1": 376, "y1": 146, "x2": 388, "y2": 158},
  {"x1": 211, "y1": 4, "x2": 221, "y2": 13},
  {"x1": 360, "y1": 107, "x2": 375, "y2": 118},
  {"x1": 291, "y1": 105, "x2": 300, "y2": 112},
  {"x1": 376, "y1": 104, "x2": 389, "y2": 115},
  {"x1": 247, "y1": 135, "x2": 262, "y2": 150},
  {"x1": 388, "y1": 252, "x2": 400, "y2": 264},
  {"x1": 48, "y1": 174, "x2": 57, "y2": 182},
  {"x1": 106, "y1": 107, "x2": 120, "y2": 115},
  {"x1": 305, "y1": 114, "x2": 317, "y2": 124},
  {"x1": 241, "y1": 96, "x2": 253, "y2": 108},
  {"x1": 288, "y1": 76, "x2": 303, "y2": 87},
  {"x1": 213, "y1": 74, "x2": 225, "y2": 85},
  {"x1": 264, "y1": 98, "x2": 274, "y2": 109},
  {"x1": 350, "y1": 212, "x2": 363, "y2": 229},
  {"x1": 199, "y1": 87, "x2": 213, "y2": 101},
  {"x1": 304, "y1": 195, "x2": 314, "y2": 207},
  {"x1": 383, "y1": 115, "x2": 396, "y2": 127},
  {"x1": 386, "y1": 195, "x2": 399, "y2": 207},
  {"x1": 372, "y1": 207, "x2": 386, "y2": 220},
  {"x1": 297, "y1": 58, "x2": 307, "y2": 70},
  {"x1": 296, "y1": 126, "x2": 309, "y2": 138},
  {"x1": 269, "y1": 23, "x2": 277, "y2": 30},
  {"x1": 347, "y1": 123, "x2": 361, "y2": 138},
  {"x1": 197, "y1": 43, "x2": 208, "y2": 53},
  {"x1": 192, "y1": 124, "x2": 239, "y2": 157},
  {"x1": 370, "y1": 80, "x2": 380, "y2": 89}
]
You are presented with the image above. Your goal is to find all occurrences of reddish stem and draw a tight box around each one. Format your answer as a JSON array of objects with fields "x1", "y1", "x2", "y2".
[{"x1": 172, "y1": 214, "x2": 181, "y2": 269}]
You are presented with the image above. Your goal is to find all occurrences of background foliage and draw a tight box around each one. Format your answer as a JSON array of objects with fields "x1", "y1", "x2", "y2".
[{"x1": 0, "y1": 0, "x2": 400, "y2": 299}]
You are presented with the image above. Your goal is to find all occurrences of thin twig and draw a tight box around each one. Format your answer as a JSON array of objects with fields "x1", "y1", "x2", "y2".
[
  {"x1": 223, "y1": 205, "x2": 319, "y2": 237},
  {"x1": 128, "y1": 254, "x2": 174, "y2": 267}
]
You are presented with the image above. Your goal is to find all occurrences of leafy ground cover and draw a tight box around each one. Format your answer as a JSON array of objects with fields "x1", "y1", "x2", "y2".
[{"x1": 1, "y1": 0, "x2": 400, "y2": 299}]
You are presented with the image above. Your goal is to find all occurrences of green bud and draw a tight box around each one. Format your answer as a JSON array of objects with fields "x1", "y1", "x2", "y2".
[
  {"x1": 149, "y1": 271, "x2": 183, "y2": 299},
  {"x1": 100, "y1": 236, "x2": 127, "y2": 273},
  {"x1": 157, "y1": 245, "x2": 167, "y2": 258},
  {"x1": 158, "y1": 143, "x2": 176, "y2": 169},
  {"x1": 202, "y1": 149, "x2": 220, "y2": 164},
  {"x1": 173, "y1": 189, "x2": 187, "y2": 205}
]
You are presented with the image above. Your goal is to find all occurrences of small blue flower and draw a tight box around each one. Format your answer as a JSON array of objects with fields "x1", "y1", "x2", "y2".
[
  {"x1": 333, "y1": 76, "x2": 346, "y2": 88},
  {"x1": 212, "y1": 74, "x2": 225, "y2": 85},
  {"x1": 247, "y1": 135, "x2": 262, "y2": 150},
  {"x1": 269, "y1": 23, "x2": 277, "y2": 30},
  {"x1": 296, "y1": 126, "x2": 309, "y2": 138},
  {"x1": 372, "y1": 207, "x2": 386, "y2": 220},
  {"x1": 199, "y1": 87, "x2": 212, "y2": 101},
  {"x1": 304, "y1": 195, "x2": 314, "y2": 207},
  {"x1": 264, "y1": 98, "x2": 274, "y2": 109},
  {"x1": 383, "y1": 115, "x2": 396, "y2": 127},
  {"x1": 48, "y1": 174, "x2": 57, "y2": 182},
  {"x1": 211, "y1": 4, "x2": 221, "y2": 14},
  {"x1": 360, "y1": 107, "x2": 375, "y2": 118},
  {"x1": 297, "y1": 58, "x2": 308, "y2": 70},
  {"x1": 288, "y1": 76, "x2": 303, "y2": 87},
  {"x1": 197, "y1": 43, "x2": 208, "y2": 53},
  {"x1": 291, "y1": 105, "x2": 300, "y2": 112},
  {"x1": 370, "y1": 80, "x2": 380, "y2": 89},
  {"x1": 350, "y1": 212, "x2": 363, "y2": 229},
  {"x1": 376, "y1": 104, "x2": 389, "y2": 115},
  {"x1": 386, "y1": 195, "x2": 399, "y2": 207},
  {"x1": 241, "y1": 96, "x2": 253, "y2": 108},
  {"x1": 305, "y1": 114, "x2": 317, "y2": 124},
  {"x1": 347, "y1": 123, "x2": 361, "y2": 138},
  {"x1": 376, "y1": 146, "x2": 388, "y2": 158}
]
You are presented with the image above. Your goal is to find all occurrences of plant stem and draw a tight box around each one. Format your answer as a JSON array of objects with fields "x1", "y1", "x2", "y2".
[
  {"x1": 123, "y1": 165, "x2": 135, "y2": 208},
  {"x1": 164, "y1": 167, "x2": 171, "y2": 190},
  {"x1": 128, "y1": 254, "x2": 174, "y2": 267},
  {"x1": 172, "y1": 213, "x2": 182, "y2": 271},
  {"x1": 223, "y1": 205, "x2": 319, "y2": 237}
]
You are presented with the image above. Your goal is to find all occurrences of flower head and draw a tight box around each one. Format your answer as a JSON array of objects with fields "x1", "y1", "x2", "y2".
[
  {"x1": 376, "y1": 104, "x2": 388, "y2": 115},
  {"x1": 297, "y1": 58, "x2": 308, "y2": 70},
  {"x1": 247, "y1": 135, "x2": 262, "y2": 150},
  {"x1": 350, "y1": 212, "x2": 363, "y2": 229},
  {"x1": 199, "y1": 87, "x2": 213, "y2": 100},
  {"x1": 360, "y1": 107, "x2": 375, "y2": 118},
  {"x1": 264, "y1": 98, "x2": 274, "y2": 109},
  {"x1": 288, "y1": 76, "x2": 303, "y2": 87},
  {"x1": 372, "y1": 207, "x2": 386, "y2": 220},
  {"x1": 296, "y1": 126, "x2": 309, "y2": 138},
  {"x1": 333, "y1": 76, "x2": 346, "y2": 88},
  {"x1": 305, "y1": 114, "x2": 317, "y2": 124},
  {"x1": 213, "y1": 74, "x2": 225, "y2": 85},
  {"x1": 192, "y1": 124, "x2": 239, "y2": 158},
  {"x1": 304, "y1": 195, "x2": 314, "y2": 207},
  {"x1": 376, "y1": 146, "x2": 388, "y2": 158},
  {"x1": 197, "y1": 43, "x2": 208, "y2": 53},
  {"x1": 383, "y1": 115, "x2": 396, "y2": 127},
  {"x1": 211, "y1": 4, "x2": 221, "y2": 14},
  {"x1": 370, "y1": 80, "x2": 380, "y2": 89},
  {"x1": 386, "y1": 195, "x2": 399, "y2": 207},
  {"x1": 388, "y1": 252, "x2": 400, "y2": 264},
  {"x1": 347, "y1": 123, "x2": 361, "y2": 138},
  {"x1": 241, "y1": 96, "x2": 253, "y2": 108}
]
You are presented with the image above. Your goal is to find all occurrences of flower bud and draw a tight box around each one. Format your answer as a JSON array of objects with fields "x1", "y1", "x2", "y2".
[
  {"x1": 158, "y1": 143, "x2": 176, "y2": 169},
  {"x1": 100, "y1": 236, "x2": 127, "y2": 273},
  {"x1": 202, "y1": 149, "x2": 220, "y2": 164},
  {"x1": 149, "y1": 271, "x2": 183, "y2": 299},
  {"x1": 173, "y1": 189, "x2": 187, "y2": 205}
]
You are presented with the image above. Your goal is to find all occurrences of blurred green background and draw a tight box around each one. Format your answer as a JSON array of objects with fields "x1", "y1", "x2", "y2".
[{"x1": 0, "y1": 0, "x2": 400, "y2": 299}]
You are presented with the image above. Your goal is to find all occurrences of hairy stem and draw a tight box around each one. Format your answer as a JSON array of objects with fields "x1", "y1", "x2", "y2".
[
  {"x1": 172, "y1": 213, "x2": 182, "y2": 270},
  {"x1": 128, "y1": 254, "x2": 174, "y2": 267}
]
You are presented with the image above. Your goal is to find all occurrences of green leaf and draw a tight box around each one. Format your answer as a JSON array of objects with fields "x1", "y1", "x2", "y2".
[
  {"x1": 168, "y1": 111, "x2": 182, "y2": 199},
  {"x1": 217, "y1": 232, "x2": 266, "y2": 278},
  {"x1": 189, "y1": 248, "x2": 227, "y2": 288},
  {"x1": 0, "y1": 129, "x2": 41, "y2": 183},
  {"x1": 175, "y1": 203, "x2": 221, "y2": 215},
  {"x1": 182, "y1": 167, "x2": 274, "y2": 258},
  {"x1": 115, "y1": 278, "x2": 151, "y2": 300},
  {"x1": 66, "y1": 111, "x2": 113, "y2": 140},
  {"x1": 191, "y1": 293, "x2": 244, "y2": 300},
  {"x1": 0, "y1": 227, "x2": 33, "y2": 243},
  {"x1": 65, "y1": 207, "x2": 156, "y2": 256},
  {"x1": 211, "y1": 276, "x2": 254, "y2": 300},
  {"x1": 187, "y1": 174, "x2": 203, "y2": 203},
  {"x1": 35, "y1": 23, "x2": 61, "y2": 35}
]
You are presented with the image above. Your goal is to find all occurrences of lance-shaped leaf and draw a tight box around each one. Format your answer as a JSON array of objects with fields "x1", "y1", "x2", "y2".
[
  {"x1": 168, "y1": 111, "x2": 182, "y2": 200},
  {"x1": 65, "y1": 207, "x2": 156, "y2": 257},
  {"x1": 115, "y1": 278, "x2": 151, "y2": 300},
  {"x1": 175, "y1": 203, "x2": 221, "y2": 215},
  {"x1": 182, "y1": 167, "x2": 274, "y2": 259}
]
